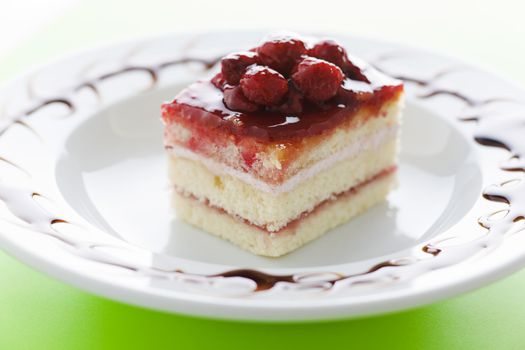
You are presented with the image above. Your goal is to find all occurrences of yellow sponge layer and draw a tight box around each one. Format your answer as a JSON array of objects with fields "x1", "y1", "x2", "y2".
[{"x1": 173, "y1": 171, "x2": 396, "y2": 257}]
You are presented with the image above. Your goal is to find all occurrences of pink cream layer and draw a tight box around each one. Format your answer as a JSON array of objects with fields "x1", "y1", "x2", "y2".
[{"x1": 175, "y1": 166, "x2": 396, "y2": 234}]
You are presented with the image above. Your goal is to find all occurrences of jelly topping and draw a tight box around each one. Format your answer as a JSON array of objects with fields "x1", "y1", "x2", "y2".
[{"x1": 164, "y1": 33, "x2": 403, "y2": 141}]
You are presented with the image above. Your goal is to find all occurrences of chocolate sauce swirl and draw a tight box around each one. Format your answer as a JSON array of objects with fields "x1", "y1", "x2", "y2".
[{"x1": 0, "y1": 56, "x2": 219, "y2": 137}]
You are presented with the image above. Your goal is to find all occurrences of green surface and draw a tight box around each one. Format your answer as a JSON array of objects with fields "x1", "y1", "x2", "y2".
[
  {"x1": 3, "y1": 250, "x2": 525, "y2": 349},
  {"x1": 2, "y1": 1, "x2": 525, "y2": 349}
]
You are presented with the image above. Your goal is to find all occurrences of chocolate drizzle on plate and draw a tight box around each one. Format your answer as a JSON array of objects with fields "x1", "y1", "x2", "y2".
[
  {"x1": 376, "y1": 57, "x2": 525, "y2": 168},
  {"x1": 212, "y1": 269, "x2": 294, "y2": 291},
  {"x1": 0, "y1": 45, "x2": 525, "y2": 294},
  {"x1": 0, "y1": 56, "x2": 219, "y2": 137},
  {"x1": 474, "y1": 115, "x2": 525, "y2": 171}
]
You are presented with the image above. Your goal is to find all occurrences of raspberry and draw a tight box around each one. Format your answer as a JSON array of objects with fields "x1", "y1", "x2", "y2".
[
  {"x1": 240, "y1": 65, "x2": 288, "y2": 106},
  {"x1": 221, "y1": 51, "x2": 259, "y2": 85},
  {"x1": 256, "y1": 35, "x2": 307, "y2": 75},
  {"x1": 270, "y1": 84, "x2": 304, "y2": 114},
  {"x1": 223, "y1": 85, "x2": 258, "y2": 112},
  {"x1": 309, "y1": 39, "x2": 349, "y2": 70},
  {"x1": 309, "y1": 40, "x2": 369, "y2": 82},
  {"x1": 291, "y1": 57, "x2": 344, "y2": 102}
]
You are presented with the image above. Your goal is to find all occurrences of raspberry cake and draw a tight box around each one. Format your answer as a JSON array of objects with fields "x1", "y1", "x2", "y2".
[{"x1": 161, "y1": 33, "x2": 403, "y2": 257}]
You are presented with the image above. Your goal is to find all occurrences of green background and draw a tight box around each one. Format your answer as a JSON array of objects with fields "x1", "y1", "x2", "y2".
[{"x1": 1, "y1": 0, "x2": 525, "y2": 348}]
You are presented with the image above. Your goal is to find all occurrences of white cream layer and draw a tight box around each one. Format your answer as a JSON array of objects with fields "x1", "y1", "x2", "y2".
[{"x1": 168, "y1": 124, "x2": 398, "y2": 196}]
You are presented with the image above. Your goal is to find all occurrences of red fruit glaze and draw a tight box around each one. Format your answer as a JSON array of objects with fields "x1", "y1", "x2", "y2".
[
  {"x1": 240, "y1": 65, "x2": 288, "y2": 106},
  {"x1": 345, "y1": 61, "x2": 370, "y2": 82},
  {"x1": 292, "y1": 57, "x2": 344, "y2": 102},
  {"x1": 240, "y1": 147, "x2": 258, "y2": 167},
  {"x1": 211, "y1": 72, "x2": 227, "y2": 89},
  {"x1": 256, "y1": 35, "x2": 307, "y2": 75},
  {"x1": 221, "y1": 51, "x2": 259, "y2": 85},
  {"x1": 335, "y1": 78, "x2": 374, "y2": 105},
  {"x1": 223, "y1": 85, "x2": 259, "y2": 112},
  {"x1": 164, "y1": 81, "x2": 403, "y2": 143}
]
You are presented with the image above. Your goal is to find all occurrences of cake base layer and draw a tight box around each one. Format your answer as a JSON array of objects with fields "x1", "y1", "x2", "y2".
[{"x1": 173, "y1": 171, "x2": 396, "y2": 257}]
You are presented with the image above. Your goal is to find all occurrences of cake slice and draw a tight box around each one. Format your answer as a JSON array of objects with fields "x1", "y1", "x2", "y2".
[{"x1": 161, "y1": 33, "x2": 403, "y2": 257}]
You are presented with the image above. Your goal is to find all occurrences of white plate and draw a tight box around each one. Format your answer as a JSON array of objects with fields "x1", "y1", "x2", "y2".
[{"x1": 1, "y1": 31, "x2": 525, "y2": 321}]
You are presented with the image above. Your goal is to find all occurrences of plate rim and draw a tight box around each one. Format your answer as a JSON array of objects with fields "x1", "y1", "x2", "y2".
[{"x1": 1, "y1": 30, "x2": 525, "y2": 321}]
